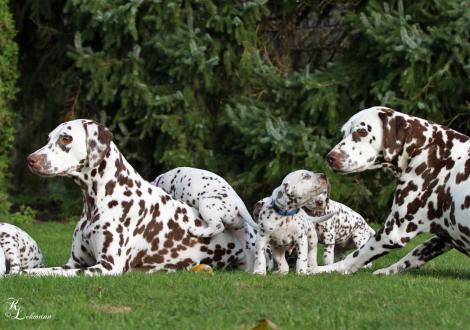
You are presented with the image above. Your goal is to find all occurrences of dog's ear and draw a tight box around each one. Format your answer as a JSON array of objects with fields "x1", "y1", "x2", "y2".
[
  {"x1": 378, "y1": 109, "x2": 407, "y2": 163},
  {"x1": 324, "y1": 176, "x2": 331, "y2": 204},
  {"x1": 252, "y1": 200, "x2": 265, "y2": 223},
  {"x1": 85, "y1": 122, "x2": 113, "y2": 168}
]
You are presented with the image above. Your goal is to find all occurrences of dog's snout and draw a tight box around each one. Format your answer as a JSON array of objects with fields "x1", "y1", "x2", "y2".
[
  {"x1": 27, "y1": 153, "x2": 45, "y2": 172},
  {"x1": 27, "y1": 154, "x2": 40, "y2": 167},
  {"x1": 326, "y1": 150, "x2": 343, "y2": 169}
]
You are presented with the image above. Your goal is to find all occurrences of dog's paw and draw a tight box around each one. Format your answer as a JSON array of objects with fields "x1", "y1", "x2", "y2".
[
  {"x1": 272, "y1": 270, "x2": 289, "y2": 275},
  {"x1": 363, "y1": 262, "x2": 373, "y2": 269},
  {"x1": 308, "y1": 266, "x2": 332, "y2": 274},
  {"x1": 373, "y1": 267, "x2": 397, "y2": 275},
  {"x1": 253, "y1": 271, "x2": 267, "y2": 276}
]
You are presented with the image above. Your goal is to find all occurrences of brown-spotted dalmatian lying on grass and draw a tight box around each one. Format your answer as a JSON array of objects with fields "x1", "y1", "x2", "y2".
[
  {"x1": 152, "y1": 167, "x2": 259, "y2": 271},
  {"x1": 25, "y1": 120, "x2": 244, "y2": 276},
  {"x1": 252, "y1": 170, "x2": 337, "y2": 275},
  {"x1": 0, "y1": 223, "x2": 44, "y2": 275},
  {"x1": 304, "y1": 184, "x2": 375, "y2": 265},
  {"x1": 312, "y1": 106, "x2": 470, "y2": 275}
]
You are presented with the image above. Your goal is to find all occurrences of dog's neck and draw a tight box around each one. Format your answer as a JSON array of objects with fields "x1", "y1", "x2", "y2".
[
  {"x1": 381, "y1": 112, "x2": 469, "y2": 175},
  {"x1": 71, "y1": 142, "x2": 147, "y2": 219},
  {"x1": 270, "y1": 189, "x2": 301, "y2": 216}
]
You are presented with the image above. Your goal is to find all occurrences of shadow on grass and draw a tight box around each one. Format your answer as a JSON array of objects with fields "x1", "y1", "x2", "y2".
[{"x1": 409, "y1": 268, "x2": 470, "y2": 280}]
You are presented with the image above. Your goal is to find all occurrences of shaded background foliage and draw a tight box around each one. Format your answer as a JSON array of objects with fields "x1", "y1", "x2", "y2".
[
  {"x1": 3, "y1": 0, "x2": 470, "y2": 222},
  {"x1": 0, "y1": 0, "x2": 17, "y2": 216}
]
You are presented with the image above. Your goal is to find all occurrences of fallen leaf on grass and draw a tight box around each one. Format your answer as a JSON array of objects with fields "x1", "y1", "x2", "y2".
[
  {"x1": 251, "y1": 319, "x2": 279, "y2": 330},
  {"x1": 95, "y1": 304, "x2": 131, "y2": 314}
]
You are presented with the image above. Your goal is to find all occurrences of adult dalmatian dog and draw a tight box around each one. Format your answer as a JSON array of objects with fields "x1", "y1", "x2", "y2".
[
  {"x1": 312, "y1": 106, "x2": 470, "y2": 275},
  {"x1": 152, "y1": 167, "x2": 258, "y2": 271},
  {"x1": 25, "y1": 120, "x2": 244, "y2": 276},
  {"x1": 0, "y1": 223, "x2": 44, "y2": 275},
  {"x1": 304, "y1": 185, "x2": 375, "y2": 265},
  {"x1": 253, "y1": 170, "x2": 336, "y2": 275}
]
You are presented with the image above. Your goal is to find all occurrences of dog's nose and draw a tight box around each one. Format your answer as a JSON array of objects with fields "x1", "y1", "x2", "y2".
[
  {"x1": 326, "y1": 150, "x2": 342, "y2": 169},
  {"x1": 27, "y1": 154, "x2": 40, "y2": 168}
]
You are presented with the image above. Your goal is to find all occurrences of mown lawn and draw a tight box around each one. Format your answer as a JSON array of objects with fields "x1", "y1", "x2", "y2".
[{"x1": 2, "y1": 222, "x2": 470, "y2": 330}]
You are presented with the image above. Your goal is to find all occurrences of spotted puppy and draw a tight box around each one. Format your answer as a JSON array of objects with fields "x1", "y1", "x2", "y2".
[
  {"x1": 304, "y1": 186, "x2": 375, "y2": 265},
  {"x1": 313, "y1": 106, "x2": 470, "y2": 275},
  {"x1": 152, "y1": 167, "x2": 258, "y2": 271},
  {"x1": 0, "y1": 223, "x2": 44, "y2": 275},
  {"x1": 25, "y1": 120, "x2": 243, "y2": 276},
  {"x1": 253, "y1": 170, "x2": 336, "y2": 275}
]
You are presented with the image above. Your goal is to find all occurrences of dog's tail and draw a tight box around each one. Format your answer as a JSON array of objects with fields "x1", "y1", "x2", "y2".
[
  {"x1": 237, "y1": 198, "x2": 259, "y2": 230},
  {"x1": 306, "y1": 210, "x2": 338, "y2": 224}
]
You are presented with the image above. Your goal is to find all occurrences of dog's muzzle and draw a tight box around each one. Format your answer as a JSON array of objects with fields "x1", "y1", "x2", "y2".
[
  {"x1": 27, "y1": 153, "x2": 47, "y2": 173},
  {"x1": 325, "y1": 150, "x2": 345, "y2": 171}
]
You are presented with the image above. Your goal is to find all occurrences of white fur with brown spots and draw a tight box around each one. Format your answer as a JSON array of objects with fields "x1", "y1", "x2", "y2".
[
  {"x1": 253, "y1": 170, "x2": 336, "y2": 275},
  {"x1": 313, "y1": 106, "x2": 470, "y2": 275},
  {"x1": 0, "y1": 223, "x2": 44, "y2": 275},
  {"x1": 305, "y1": 190, "x2": 375, "y2": 265},
  {"x1": 152, "y1": 167, "x2": 259, "y2": 271},
  {"x1": 24, "y1": 120, "x2": 244, "y2": 276}
]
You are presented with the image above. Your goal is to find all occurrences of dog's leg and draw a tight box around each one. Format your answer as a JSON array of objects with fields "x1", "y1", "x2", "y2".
[
  {"x1": 188, "y1": 199, "x2": 225, "y2": 238},
  {"x1": 2, "y1": 240, "x2": 20, "y2": 274},
  {"x1": 295, "y1": 235, "x2": 309, "y2": 274},
  {"x1": 232, "y1": 226, "x2": 255, "y2": 272},
  {"x1": 352, "y1": 228, "x2": 373, "y2": 268},
  {"x1": 310, "y1": 215, "x2": 420, "y2": 274},
  {"x1": 253, "y1": 234, "x2": 269, "y2": 275},
  {"x1": 23, "y1": 259, "x2": 124, "y2": 276},
  {"x1": 323, "y1": 244, "x2": 335, "y2": 265},
  {"x1": 307, "y1": 226, "x2": 319, "y2": 270},
  {"x1": 272, "y1": 247, "x2": 289, "y2": 274},
  {"x1": 373, "y1": 236, "x2": 452, "y2": 275}
]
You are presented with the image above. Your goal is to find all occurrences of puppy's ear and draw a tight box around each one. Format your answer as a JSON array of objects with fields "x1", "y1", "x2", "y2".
[
  {"x1": 378, "y1": 108, "x2": 407, "y2": 163},
  {"x1": 85, "y1": 122, "x2": 113, "y2": 168},
  {"x1": 325, "y1": 176, "x2": 331, "y2": 204},
  {"x1": 252, "y1": 200, "x2": 265, "y2": 223}
]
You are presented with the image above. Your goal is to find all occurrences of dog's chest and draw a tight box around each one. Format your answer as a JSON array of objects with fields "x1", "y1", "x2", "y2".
[{"x1": 265, "y1": 213, "x2": 305, "y2": 247}]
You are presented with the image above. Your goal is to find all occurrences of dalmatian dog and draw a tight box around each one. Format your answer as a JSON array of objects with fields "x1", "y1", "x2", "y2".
[
  {"x1": 253, "y1": 170, "x2": 336, "y2": 275},
  {"x1": 312, "y1": 106, "x2": 470, "y2": 275},
  {"x1": 303, "y1": 186, "x2": 375, "y2": 265},
  {"x1": 152, "y1": 167, "x2": 258, "y2": 271},
  {"x1": 0, "y1": 223, "x2": 44, "y2": 275},
  {"x1": 24, "y1": 120, "x2": 244, "y2": 276}
]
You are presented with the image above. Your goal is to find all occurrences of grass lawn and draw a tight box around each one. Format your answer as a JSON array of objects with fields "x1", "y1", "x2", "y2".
[{"x1": 1, "y1": 222, "x2": 470, "y2": 329}]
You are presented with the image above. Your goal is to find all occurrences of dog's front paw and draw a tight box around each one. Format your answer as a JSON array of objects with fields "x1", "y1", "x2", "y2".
[
  {"x1": 253, "y1": 270, "x2": 267, "y2": 276},
  {"x1": 272, "y1": 269, "x2": 289, "y2": 275},
  {"x1": 308, "y1": 265, "x2": 335, "y2": 274},
  {"x1": 373, "y1": 266, "x2": 399, "y2": 275},
  {"x1": 363, "y1": 262, "x2": 373, "y2": 269}
]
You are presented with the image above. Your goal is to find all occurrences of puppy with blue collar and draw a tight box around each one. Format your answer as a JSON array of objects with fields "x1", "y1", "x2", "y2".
[{"x1": 253, "y1": 170, "x2": 336, "y2": 275}]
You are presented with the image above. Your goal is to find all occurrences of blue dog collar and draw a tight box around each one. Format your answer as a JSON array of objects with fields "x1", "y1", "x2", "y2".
[{"x1": 271, "y1": 198, "x2": 300, "y2": 216}]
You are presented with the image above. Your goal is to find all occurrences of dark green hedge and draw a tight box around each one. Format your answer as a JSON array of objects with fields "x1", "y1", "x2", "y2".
[
  {"x1": 10, "y1": 0, "x2": 470, "y2": 222},
  {"x1": 0, "y1": 0, "x2": 17, "y2": 216}
]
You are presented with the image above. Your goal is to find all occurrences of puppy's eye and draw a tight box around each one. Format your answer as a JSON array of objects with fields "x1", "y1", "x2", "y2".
[{"x1": 59, "y1": 135, "x2": 73, "y2": 145}]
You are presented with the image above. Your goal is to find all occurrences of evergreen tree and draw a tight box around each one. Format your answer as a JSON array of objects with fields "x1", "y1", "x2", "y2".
[
  {"x1": 0, "y1": 0, "x2": 18, "y2": 215},
  {"x1": 9, "y1": 0, "x2": 470, "y2": 222}
]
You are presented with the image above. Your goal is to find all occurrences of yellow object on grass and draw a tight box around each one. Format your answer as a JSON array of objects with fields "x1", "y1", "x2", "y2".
[{"x1": 189, "y1": 263, "x2": 213, "y2": 274}]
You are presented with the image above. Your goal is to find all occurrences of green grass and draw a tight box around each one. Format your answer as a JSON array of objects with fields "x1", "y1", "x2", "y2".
[{"x1": 2, "y1": 223, "x2": 470, "y2": 330}]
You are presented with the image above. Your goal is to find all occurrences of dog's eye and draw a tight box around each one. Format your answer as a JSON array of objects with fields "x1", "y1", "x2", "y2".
[
  {"x1": 59, "y1": 135, "x2": 73, "y2": 145},
  {"x1": 351, "y1": 128, "x2": 368, "y2": 141}
]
